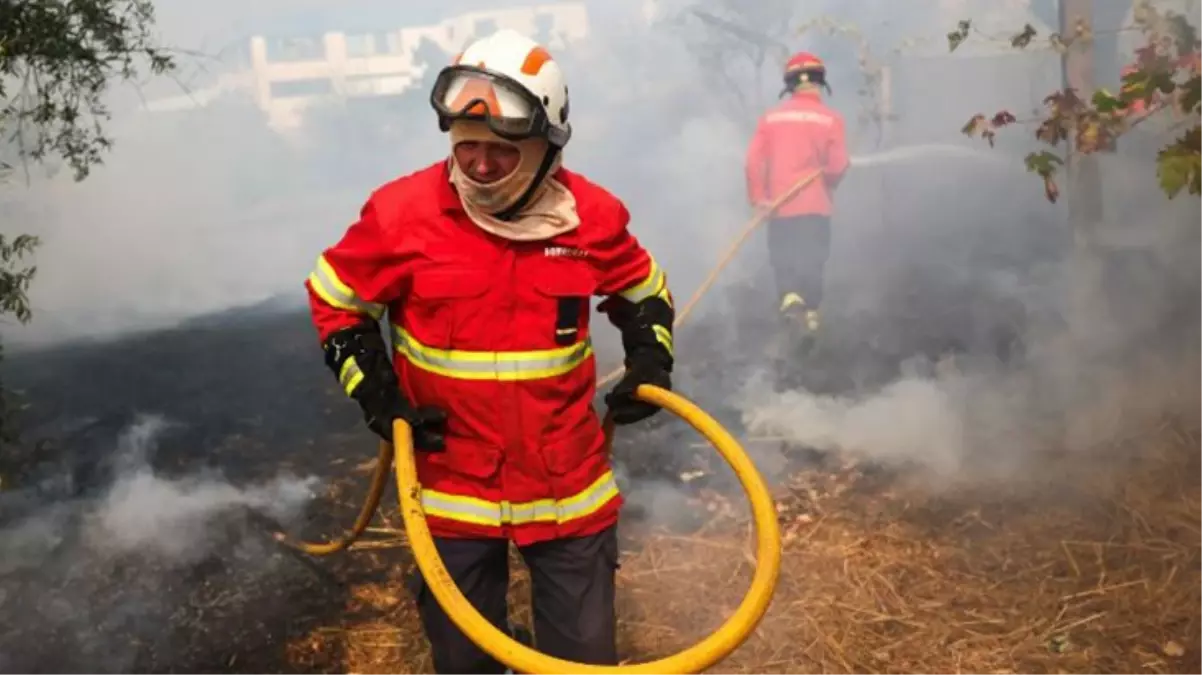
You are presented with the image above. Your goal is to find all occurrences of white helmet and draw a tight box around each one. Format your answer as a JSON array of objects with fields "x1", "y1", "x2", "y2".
[{"x1": 430, "y1": 29, "x2": 572, "y2": 148}]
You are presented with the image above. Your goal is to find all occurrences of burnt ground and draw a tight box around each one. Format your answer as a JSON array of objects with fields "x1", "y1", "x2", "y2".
[
  {"x1": 0, "y1": 257, "x2": 1198, "y2": 673},
  {"x1": 0, "y1": 292, "x2": 752, "y2": 674}
]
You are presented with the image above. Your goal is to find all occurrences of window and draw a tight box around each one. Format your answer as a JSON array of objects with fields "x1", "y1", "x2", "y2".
[
  {"x1": 376, "y1": 30, "x2": 403, "y2": 54},
  {"x1": 345, "y1": 33, "x2": 375, "y2": 58},
  {"x1": 265, "y1": 36, "x2": 325, "y2": 63},
  {"x1": 345, "y1": 74, "x2": 411, "y2": 96},
  {"x1": 270, "y1": 78, "x2": 334, "y2": 99}
]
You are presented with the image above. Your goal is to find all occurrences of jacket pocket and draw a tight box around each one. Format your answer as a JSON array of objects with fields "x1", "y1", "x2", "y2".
[
  {"x1": 422, "y1": 435, "x2": 502, "y2": 480},
  {"x1": 532, "y1": 262, "x2": 598, "y2": 347},
  {"x1": 407, "y1": 269, "x2": 491, "y2": 348},
  {"x1": 539, "y1": 419, "x2": 606, "y2": 478}
]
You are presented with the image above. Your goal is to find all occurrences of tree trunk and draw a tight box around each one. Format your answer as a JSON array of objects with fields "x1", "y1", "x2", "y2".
[
  {"x1": 1056, "y1": 0, "x2": 1113, "y2": 448},
  {"x1": 1060, "y1": 0, "x2": 1104, "y2": 236}
]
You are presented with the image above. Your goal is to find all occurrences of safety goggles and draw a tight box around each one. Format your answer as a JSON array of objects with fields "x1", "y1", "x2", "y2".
[{"x1": 430, "y1": 65, "x2": 570, "y2": 147}]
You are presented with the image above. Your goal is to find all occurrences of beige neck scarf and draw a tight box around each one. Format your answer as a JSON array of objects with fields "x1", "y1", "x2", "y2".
[{"x1": 448, "y1": 121, "x2": 580, "y2": 242}]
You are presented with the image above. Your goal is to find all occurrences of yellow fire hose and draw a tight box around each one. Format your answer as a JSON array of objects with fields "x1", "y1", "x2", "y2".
[
  {"x1": 277, "y1": 386, "x2": 782, "y2": 673},
  {"x1": 274, "y1": 170, "x2": 825, "y2": 671},
  {"x1": 276, "y1": 168, "x2": 820, "y2": 556},
  {"x1": 394, "y1": 385, "x2": 781, "y2": 673},
  {"x1": 596, "y1": 169, "x2": 822, "y2": 389}
]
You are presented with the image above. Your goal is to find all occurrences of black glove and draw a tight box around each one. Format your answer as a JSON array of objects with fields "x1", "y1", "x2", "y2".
[
  {"x1": 322, "y1": 321, "x2": 447, "y2": 451},
  {"x1": 600, "y1": 295, "x2": 675, "y2": 426},
  {"x1": 606, "y1": 349, "x2": 672, "y2": 425}
]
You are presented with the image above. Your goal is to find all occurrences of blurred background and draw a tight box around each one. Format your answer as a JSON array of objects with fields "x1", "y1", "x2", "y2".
[{"x1": 0, "y1": 1, "x2": 1198, "y2": 672}]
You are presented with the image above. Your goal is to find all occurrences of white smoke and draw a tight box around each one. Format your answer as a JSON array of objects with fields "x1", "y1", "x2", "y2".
[
  {"x1": 3, "y1": 415, "x2": 318, "y2": 568},
  {"x1": 0, "y1": 415, "x2": 323, "y2": 671},
  {"x1": 739, "y1": 369, "x2": 971, "y2": 478},
  {"x1": 87, "y1": 461, "x2": 318, "y2": 562}
]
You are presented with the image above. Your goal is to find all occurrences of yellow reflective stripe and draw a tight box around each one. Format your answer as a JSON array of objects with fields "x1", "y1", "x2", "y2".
[
  {"x1": 307, "y1": 255, "x2": 385, "y2": 319},
  {"x1": 780, "y1": 292, "x2": 806, "y2": 312},
  {"x1": 619, "y1": 257, "x2": 667, "y2": 303},
  {"x1": 391, "y1": 325, "x2": 592, "y2": 381},
  {"x1": 652, "y1": 324, "x2": 673, "y2": 357},
  {"x1": 338, "y1": 356, "x2": 365, "y2": 397},
  {"x1": 420, "y1": 471, "x2": 620, "y2": 527},
  {"x1": 655, "y1": 285, "x2": 673, "y2": 308}
]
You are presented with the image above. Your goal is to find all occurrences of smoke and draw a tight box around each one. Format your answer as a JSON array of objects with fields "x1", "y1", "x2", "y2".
[
  {"x1": 1, "y1": 1, "x2": 1199, "y2": 666},
  {"x1": 5, "y1": 0, "x2": 1187, "y2": 483},
  {"x1": 730, "y1": 148, "x2": 1200, "y2": 489},
  {"x1": 740, "y1": 370, "x2": 972, "y2": 478},
  {"x1": 0, "y1": 415, "x2": 321, "y2": 671}
]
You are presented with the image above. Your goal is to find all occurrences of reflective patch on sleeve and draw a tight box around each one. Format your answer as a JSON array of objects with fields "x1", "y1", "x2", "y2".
[
  {"x1": 652, "y1": 324, "x2": 673, "y2": 357},
  {"x1": 618, "y1": 257, "x2": 667, "y2": 303},
  {"x1": 338, "y1": 356, "x2": 365, "y2": 397},
  {"x1": 307, "y1": 255, "x2": 386, "y2": 319}
]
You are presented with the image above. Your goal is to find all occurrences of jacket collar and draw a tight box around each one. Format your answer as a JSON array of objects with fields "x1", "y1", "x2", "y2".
[
  {"x1": 791, "y1": 88, "x2": 823, "y2": 103},
  {"x1": 436, "y1": 158, "x2": 465, "y2": 214}
]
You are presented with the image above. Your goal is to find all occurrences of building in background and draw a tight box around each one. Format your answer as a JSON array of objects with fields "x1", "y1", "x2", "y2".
[{"x1": 146, "y1": 1, "x2": 590, "y2": 131}]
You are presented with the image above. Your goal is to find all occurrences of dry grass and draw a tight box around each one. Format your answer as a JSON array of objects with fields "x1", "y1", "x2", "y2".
[{"x1": 288, "y1": 426, "x2": 1201, "y2": 674}]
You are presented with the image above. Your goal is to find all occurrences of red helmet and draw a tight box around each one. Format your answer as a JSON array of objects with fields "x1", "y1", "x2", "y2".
[
  {"x1": 782, "y1": 51, "x2": 829, "y2": 96},
  {"x1": 785, "y1": 51, "x2": 825, "y2": 73}
]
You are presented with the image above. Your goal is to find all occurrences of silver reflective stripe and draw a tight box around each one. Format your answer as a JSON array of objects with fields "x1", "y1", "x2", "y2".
[
  {"x1": 307, "y1": 255, "x2": 385, "y2": 318},
  {"x1": 619, "y1": 258, "x2": 667, "y2": 303},
  {"x1": 338, "y1": 356, "x2": 365, "y2": 396},
  {"x1": 391, "y1": 326, "x2": 592, "y2": 381},
  {"x1": 420, "y1": 492, "x2": 505, "y2": 526},
  {"x1": 765, "y1": 110, "x2": 835, "y2": 126},
  {"x1": 419, "y1": 472, "x2": 621, "y2": 526}
]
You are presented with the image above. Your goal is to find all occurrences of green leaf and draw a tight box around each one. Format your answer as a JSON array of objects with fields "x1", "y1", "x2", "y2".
[
  {"x1": 1163, "y1": 11, "x2": 1200, "y2": 57},
  {"x1": 1156, "y1": 151, "x2": 1200, "y2": 197},
  {"x1": 1092, "y1": 89, "x2": 1124, "y2": 114},
  {"x1": 1151, "y1": 69, "x2": 1178, "y2": 95},
  {"x1": 961, "y1": 113, "x2": 986, "y2": 137},
  {"x1": 1156, "y1": 127, "x2": 1202, "y2": 198},
  {"x1": 1120, "y1": 69, "x2": 1151, "y2": 105},
  {"x1": 0, "y1": 0, "x2": 175, "y2": 182},
  {"x1": 1011, "y1": 23, "x2": 1037, "y2": 49},
  {"x1": 948, "y1": 19, "x2": 971, "y2": 52},
  {"x1": 1180, "y1": 74, "x2": 1201, "y2": 115},
  {"x1": 1024, "y1": 151, "x2": 1064, "y2": 178}
]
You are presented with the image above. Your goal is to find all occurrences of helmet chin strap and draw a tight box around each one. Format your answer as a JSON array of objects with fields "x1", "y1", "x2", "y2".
[{"x1": 494, "y1": 144, "x2": 561, "y2": 221}]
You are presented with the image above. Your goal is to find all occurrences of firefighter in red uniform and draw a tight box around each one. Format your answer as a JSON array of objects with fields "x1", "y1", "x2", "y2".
[
  {"x1": 304, "y1": 30, "x2": 674, "y2": 673},
  {"x1": 745, "y1": 52, "x2": 849, "y2": 339}
]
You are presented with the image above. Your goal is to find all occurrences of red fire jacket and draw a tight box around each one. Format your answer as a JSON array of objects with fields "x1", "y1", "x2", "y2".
[
  {"x1": 745, "y1": 89, "x2": 849, "y2": 217},
  {"x1": 305, "y1": 160, "x2": 672, "y2": 546}
]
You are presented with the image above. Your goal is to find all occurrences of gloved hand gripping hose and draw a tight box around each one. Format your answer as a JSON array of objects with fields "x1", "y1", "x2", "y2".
[
  {"x1": 278, "y1": 170, "x2": 821, "y2": 557},
  {"x1": 394, "y1": 384, "x2": 782, "y2": 674},
  {"x1": 277, "y1": 385, "x2": 782, "y2": 672}
]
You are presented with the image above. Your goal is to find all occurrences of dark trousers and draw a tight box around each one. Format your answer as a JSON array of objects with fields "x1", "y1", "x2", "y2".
[
  {"x1": 407, "y1": 525, "x2": 620, "y2": 674},
  {"x1": 766, "y1": 214, "x2": 833, "y2": 310}
]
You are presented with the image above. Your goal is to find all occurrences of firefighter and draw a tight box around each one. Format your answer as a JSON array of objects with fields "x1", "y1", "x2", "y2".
[
  {"x1": 744, "y1": 51, "x2": 849, "y2": 339},
  {"x1": 304, "y1": 29, "x2": 675, "y2": 674}
]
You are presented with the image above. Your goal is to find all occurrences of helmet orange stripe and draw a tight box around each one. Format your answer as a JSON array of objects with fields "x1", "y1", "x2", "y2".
[
  {"x1": 450, "y1": 78, "x2": 503, "y2": 116},
  {"x1": 520, "y1": 46, "x2": 553, "y2": 76}
]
